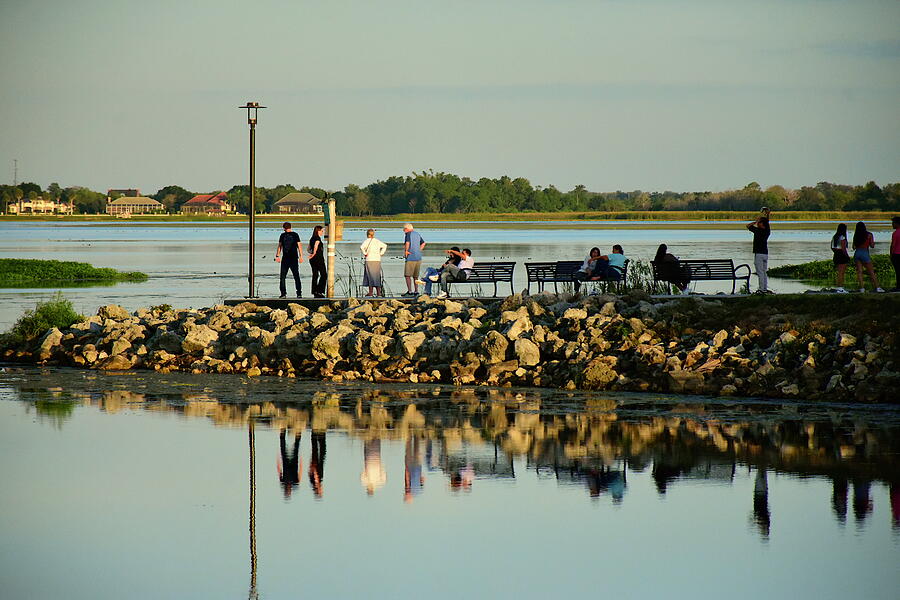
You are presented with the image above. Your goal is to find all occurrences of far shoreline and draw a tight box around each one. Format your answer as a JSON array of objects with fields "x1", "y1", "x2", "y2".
[{"x1": 0, "y1": 210, "x2": 894, "y2": 228}]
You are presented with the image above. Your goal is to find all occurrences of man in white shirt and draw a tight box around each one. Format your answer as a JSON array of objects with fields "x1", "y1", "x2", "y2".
[{"x1": 437, "y1": 248, "x2": 474, "y2": 298}]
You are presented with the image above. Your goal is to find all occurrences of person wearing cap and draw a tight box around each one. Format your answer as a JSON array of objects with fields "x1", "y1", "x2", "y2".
[
  {"x1": 274, "y1": 221, "x2": 303, "y2": 298},
  {"x1": 360, "y1": 228, "x2": 387, "y2": 297}
]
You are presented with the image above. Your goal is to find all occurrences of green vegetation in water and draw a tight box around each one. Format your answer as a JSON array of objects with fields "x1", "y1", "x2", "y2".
[
  {"x1": 0, "y1": 258, "x2": 147, "y2": 287},
  {"x1": 770, "y1": 254, "x2": 893, "y2": 285},
  {"x1": 3, "y1": 292, "x2": 84, "y2": 343}
]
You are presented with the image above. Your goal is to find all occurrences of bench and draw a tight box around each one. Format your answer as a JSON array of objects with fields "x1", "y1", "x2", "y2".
[
  {"x1": 445, "y1": 261, "x2": 516, "y2": 297},
  {"x1": 651, "y1": 259, "x2": 750, "y2": 294},
  {"x1": 526, "y1": 260, "x2": 629, "y2": 294}
]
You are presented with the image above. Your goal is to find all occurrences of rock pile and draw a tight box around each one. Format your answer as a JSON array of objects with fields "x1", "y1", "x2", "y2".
[{"x1": 4, "y1": 293, "x2": 898, "y2": 402}]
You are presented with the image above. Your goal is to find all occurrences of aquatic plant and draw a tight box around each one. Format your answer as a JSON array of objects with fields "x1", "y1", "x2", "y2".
[{"x1": 0, "y1": 258, "x2": 147, "y2": 287}]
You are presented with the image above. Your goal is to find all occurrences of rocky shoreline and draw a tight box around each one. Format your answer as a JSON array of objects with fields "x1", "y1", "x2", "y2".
[{"x1": 3, "y1": 293, "x2": 898, "y2": 402}]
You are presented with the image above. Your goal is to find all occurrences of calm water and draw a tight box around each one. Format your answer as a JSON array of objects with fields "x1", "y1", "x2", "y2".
[
  {"x1": 0, "y1": 219, "x2": 892, "y2": 330},
  {"x1": 1, "y1": 366, "x2": 898, "y2": 599}
]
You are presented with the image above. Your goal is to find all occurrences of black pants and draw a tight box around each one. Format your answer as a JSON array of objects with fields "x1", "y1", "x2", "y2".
[
  {"x1": 310, "y1": 257, "x2": 327, "y2": 297},
  {"x1": 892, "y1": 253, "x2": 900, "y2": 289},
  {"x1": 280, "y1": 260, "x2": 301, "y2": 296}
]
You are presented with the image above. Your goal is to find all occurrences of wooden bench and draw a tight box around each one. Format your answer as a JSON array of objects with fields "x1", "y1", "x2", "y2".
[
  {"x1": 526, "y1": 260, "x2": 629, "y2": 294},
  {"x1": 651, "y1": 259, "x2": 750, "y2": 294},
  {"x1": 445, "y1": 261, "x2": 516, "y2": 297}
]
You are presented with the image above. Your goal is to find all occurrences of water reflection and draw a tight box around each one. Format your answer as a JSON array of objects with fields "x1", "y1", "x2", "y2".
[{"x1": 3, "y1": 367, "x2": 900, "y2": 542}]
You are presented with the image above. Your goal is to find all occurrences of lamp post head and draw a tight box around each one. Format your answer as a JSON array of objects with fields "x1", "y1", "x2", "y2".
[{"x1": 239, "y1": 101, "x2": 266, "y2": 125}]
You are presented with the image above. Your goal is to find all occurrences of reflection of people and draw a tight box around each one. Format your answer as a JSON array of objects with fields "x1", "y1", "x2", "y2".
[
  {"x1": 360, "y1": 229, "x2": 388, "y2": 297},
  {"x1": 585, "y1": 466, "x2": 626, "y2": 504},
  {"x1": 891, "y1": 481, "x2": 900, "y2": 531},
  {"x1": 752, "y1": 467, "x2": 771, "y2": 539},
  {"x1": 308, "y1": 431, "x2": 326, "y2": 499},
  {"x1": 852, "y1": 478, "x2": 873, "y2": 524},
  {"x1": 404, "y1": 436, "x2": 425, "y2": 503},
  {"x1": 449, "y1": 464, "x2": 474, "y2": 491},
  {"x1": 277, "y1": 429, "x2": 301, "y2": 499},
  {"x1": 308, "y1": 225, "x2": 327, "y2": 298},
  {"x1": 832, "y1": 476, "x2": 848, "y2": 525},
  {"x1": 274, "y1": 222, "x2": 303, "y2": 298},
  {"x1": 360, "y1": 439, "x2": 387, "y2": 495}
]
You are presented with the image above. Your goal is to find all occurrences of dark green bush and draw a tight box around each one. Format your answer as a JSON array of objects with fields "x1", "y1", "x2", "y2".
[{"x1": 6, "y1": 292, "x2": 84, "y2": 343}]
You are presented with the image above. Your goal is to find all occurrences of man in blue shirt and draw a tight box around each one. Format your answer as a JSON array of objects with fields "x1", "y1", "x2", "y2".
[{"x1": 403, "y1": 223, "x2": 426, "y2": 296}]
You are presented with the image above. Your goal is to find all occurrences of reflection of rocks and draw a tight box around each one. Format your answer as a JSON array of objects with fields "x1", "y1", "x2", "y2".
[{"x1": 3, "y1": 295, "x2": 899, "y2": 402}]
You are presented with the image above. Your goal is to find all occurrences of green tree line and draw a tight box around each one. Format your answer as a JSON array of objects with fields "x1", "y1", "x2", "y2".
[{"x1": 3, "y1": 175, "x2": 898, "y2": 215}]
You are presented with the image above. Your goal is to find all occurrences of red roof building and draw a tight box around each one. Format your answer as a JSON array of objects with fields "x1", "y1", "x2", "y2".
[{"x1": 181, "y1": 192, "x2": 232, "y2": 215}]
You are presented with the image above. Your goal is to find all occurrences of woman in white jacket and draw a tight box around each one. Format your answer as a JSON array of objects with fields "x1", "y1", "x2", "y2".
[{"x1": 360, "y1": 228, "x2": 388, "y2": 297}]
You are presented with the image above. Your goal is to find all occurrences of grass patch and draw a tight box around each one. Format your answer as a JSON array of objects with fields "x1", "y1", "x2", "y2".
[
  {"x1": 3, "y1": 292, "x2": 84, "y2": 343},
  {"x1": 769, "y1": 254, "x2": 893, "y2": 286},
  {"x1": 0, "y1": 259, "x2": 147, "y2": 287}
]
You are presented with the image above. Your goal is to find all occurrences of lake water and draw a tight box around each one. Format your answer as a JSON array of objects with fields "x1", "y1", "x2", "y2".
[
  {"x1": 1, "y1": 366, "x2": 898, "y2": 599},
  {"x1": 0, "y1": 219, "x2": 893, "y2": 330}
]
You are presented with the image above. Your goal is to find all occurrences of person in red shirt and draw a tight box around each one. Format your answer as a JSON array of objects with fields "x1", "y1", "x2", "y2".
[{"x1": 890, "y1": 216, "x2": 900, "y2": 292}]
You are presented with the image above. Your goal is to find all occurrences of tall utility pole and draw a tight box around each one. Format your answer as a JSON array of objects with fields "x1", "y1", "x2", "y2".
[
  {"x1": 13, "y1": 159, "x2": 17, "y2": 186},
  {"x1": 240, "y1": 102, "x2": 265, "y2": 298}
]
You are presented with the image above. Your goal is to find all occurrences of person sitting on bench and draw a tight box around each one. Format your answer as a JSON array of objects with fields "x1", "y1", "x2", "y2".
[
  {"x1": 436, "y1": 248, "x2": 474, "y2": 298},
  {"x1": 654, "y1": 243, "x2": 691, "y2": 293},
  {"x1": 417, "y1": 246, "x2": 461, "y2": 296},
  {"x1": 589, "y1": 245, "x2": 628, "y2": 281},
  {"x1": 574, "y1": 247, "x2": 602, "y2": 292}
]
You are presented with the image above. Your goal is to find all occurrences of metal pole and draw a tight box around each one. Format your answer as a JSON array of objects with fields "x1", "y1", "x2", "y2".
[
  {"x1": 248, "y1": 122, "x2": 256, "y2": 298},
  {"x1": 326, "y1": 198, "x2": 336, "y2": 297}
]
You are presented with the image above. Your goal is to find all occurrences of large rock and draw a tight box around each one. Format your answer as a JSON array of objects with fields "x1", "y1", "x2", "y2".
[
  {"x1": 207, "y1": 311, "x2": 232, "y2": 331},
  {"x1": 97, "y1": 354, "x2": 133, "y2": 370},
  {"x1": 98, "y1": 304, "x2": 131, "y2": 320},
  {"x1": 154, "y1": 331, "x2": 184, "y2": 354},
  {"x1": 182, "y1": 325, "x2": 219, "y2": 353},
  {"x1": 311, "y1": 324, "x2": 354, "y2": 360},
  {"x1": 399, "y1": 331, "x2": 427, "y2": 359},
  {"x1": 504, "y1": 314, "x2": 533, "y2": 341},
  {"x1": 110, "y1": 338, "x2": 132, "y2": 356},
  {"x1": 38, "y1": 328, "x2": 64, "y2": 360},
  {"x1": 479, "y1": 330, "x2": 509, "y2": 364},
  {"x1": 514, "y1": 338, "x2": 540, "y2": 367},
  {"x1": 582, "y1": 357, "x2": 618, "y2": 389}
]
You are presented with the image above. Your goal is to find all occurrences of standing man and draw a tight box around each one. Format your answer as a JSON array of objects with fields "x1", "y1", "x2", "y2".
[
  {"x1": 747, "y1": 210, "x2": 771, "y2": 294},
  {"x1": 402, "y1": 223, "x2": 426, "y2": 297},
  {"x1": 890, "y1": 216, "x2": 900, "y2": 292},
  {"x1": 274, "y1": 221, "x2": 302, "y2": 298}
]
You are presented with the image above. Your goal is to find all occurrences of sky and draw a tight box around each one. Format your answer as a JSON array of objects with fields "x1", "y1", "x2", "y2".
[{"x1": 1, "y1": 0, "x2": 898, "y2": 195}]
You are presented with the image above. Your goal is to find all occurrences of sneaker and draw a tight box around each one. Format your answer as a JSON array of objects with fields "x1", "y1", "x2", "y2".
[
  {"x1": 401, "y1": 292, "x2": 414, "y2": 297},
  {"x1": 859, "y1": 288, "x2": 865, "y2": 293},
  {"x1": 279, "y1": 294, "x2": 286, "y2": 299},
  {"x1": 414, "y1": 279, "x2": 426, "y2": 286},
  {"x1": 835, "y1": 287, "x2": 848, "y2": 294},
  {"x1": 436, "y1": 291, "x2": 448, "y2": 299},
  {"x1": 428, "y1": 275, "x2": 439, "y2": 282},
  {"x1": 876, "y1": 287, "x2": 885, "y2": 293}
]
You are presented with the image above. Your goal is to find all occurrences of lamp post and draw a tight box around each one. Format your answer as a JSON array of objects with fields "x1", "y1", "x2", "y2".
[{"x1": 240, "y1": 102, "x2": 266, "y2": 298}]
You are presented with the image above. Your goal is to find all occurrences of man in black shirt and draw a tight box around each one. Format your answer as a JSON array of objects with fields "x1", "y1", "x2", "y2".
[
  {"x1": 275, "y1": 222, "x2": 303, "y2": 298},
  {"x1": 747, "y1": 211, "x2": 771, "y2": 293}
]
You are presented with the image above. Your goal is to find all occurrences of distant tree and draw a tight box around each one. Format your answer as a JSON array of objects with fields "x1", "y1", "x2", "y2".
[
  {"x1": 69, "y1": 187, "x2": 106, "y2": 214},
  {"x1": 46, "y1": 182, "x2": 62, "y2": 201},
  {"x1": 152, "y1": 185, "x2": 193, "y2": 213},
  {"x1": 18, "y1": 182, "x2": 41, "y2": 196}
]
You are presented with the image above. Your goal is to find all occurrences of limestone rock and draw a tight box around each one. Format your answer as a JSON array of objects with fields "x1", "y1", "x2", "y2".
[
  {"x1": 98, "y1": 304, "x2": 131, "y2": 320},
  {"x1": 38, "y1": 328, "x2": 64, "y2": 360},
  {"x1": 311, "y1": 324, "x2": 354, "y2": 360},
  {"x1": 110, "y1": 338, "x2": 132, "y2": 356},
  {"x1": 398, "y1": 331, "x2": 427, "y2": 359},
  {"x1": 477, "y1": 330, "x2": 508, "y2": 364},
  {"x1": 182, "y1": 325, "x2": 219, "y2": 353},
  {"x1": 97, "y1": 354, "x2": 133, "y2": 370},
  {"x1": 514, "y1": 338, "x2": 541, "y2": 367},
  {"x1": 155, "y1": 332, "x2": 184, "y2": 354}
]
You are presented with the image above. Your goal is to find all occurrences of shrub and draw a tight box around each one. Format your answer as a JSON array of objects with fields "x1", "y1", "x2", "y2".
[{"x1": 5, "y1": 292, "x2": 83, "y2": 343}]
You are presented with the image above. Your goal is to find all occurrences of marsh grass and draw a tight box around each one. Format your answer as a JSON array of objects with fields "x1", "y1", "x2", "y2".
[{"x1": 0, "y1": 259, "x2": 147, "y2": 287}]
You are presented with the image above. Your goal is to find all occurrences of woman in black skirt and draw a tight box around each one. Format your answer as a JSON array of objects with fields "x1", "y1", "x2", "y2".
[{"x1": 308, "y1": 225, "x2": 327, "y2": 297}]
